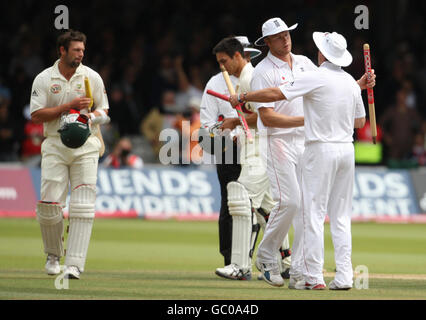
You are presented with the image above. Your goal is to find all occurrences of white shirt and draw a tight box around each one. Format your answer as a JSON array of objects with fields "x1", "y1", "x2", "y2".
[
  {"x1": 251, "y1": 52, "x2": 317, "y2": 136},
  {"x1": 30, "y1": 60, "x2": 109, "y2": 137},
  {"x1": 280, "y1": 61, "x2": 366, "y2": 144},
  {"x1": 200, "y1": 72, "x2": 238, "y2": 164},
  {"x1": 200, "y1": 72, "x2": 238, "y2": 130}
]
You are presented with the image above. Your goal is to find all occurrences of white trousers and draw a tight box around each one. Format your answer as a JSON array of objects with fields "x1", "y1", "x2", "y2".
[
  {"x1": 256, "y1": 134, "x2": 304, "y2": 277},
  {"x1": 40, "y1": 136, "x2": 101, "y2": 203},
  {"x1": 300, "y1": 142, "x2": 354, "y2": 287}
]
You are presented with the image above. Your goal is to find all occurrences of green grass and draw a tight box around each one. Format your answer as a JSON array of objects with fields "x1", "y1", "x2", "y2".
[{"x1": 0, "y1": 218, "x2": 425, "y2": 300}]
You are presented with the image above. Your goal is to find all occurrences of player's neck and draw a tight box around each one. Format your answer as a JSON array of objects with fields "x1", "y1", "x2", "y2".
[
  {"x1": 235, "y1": 60, "x2": 248, "y2": 78},
  {"x1": 272, "y1": 51, "x2": 293, "y2": 69},
  {"x1": 58, "y1": 60, "x2": 77, "y2": 81}
]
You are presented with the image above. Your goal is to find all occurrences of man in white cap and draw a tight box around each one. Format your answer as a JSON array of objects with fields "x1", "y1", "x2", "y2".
[
  {"x1": 229, "y1": 31, "x2": 375, "y2": 290},
  {"x1": 237, "y1": 17, "x2": 318, "y2": 288},
  {"x1": 230, "y1": 18, "x2": 375, "y2": 288},
  {"x1": 211, "y1": 36, "x2": 292, "y2": 281}
]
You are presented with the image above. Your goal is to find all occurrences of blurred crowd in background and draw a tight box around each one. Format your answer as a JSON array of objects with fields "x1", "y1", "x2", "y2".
[{"x1": 0, "y1": 0, "x2": 425, "y2": 168}]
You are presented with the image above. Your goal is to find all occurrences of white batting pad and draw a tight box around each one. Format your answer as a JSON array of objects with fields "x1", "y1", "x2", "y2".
[
  {"x1": 36, "y1": 202, "x2": 64, "y2": 257},
  {"x1": 65, "y1": 185, "x2": 96, "y2": 272},
  {"x1": 227, "y1": 182, "x2": 253, "y2": 271}
]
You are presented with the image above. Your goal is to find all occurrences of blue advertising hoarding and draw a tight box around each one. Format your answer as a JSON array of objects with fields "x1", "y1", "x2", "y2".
[{"x1": 1, "y1": 164, "x2": 424, "y2": 222}]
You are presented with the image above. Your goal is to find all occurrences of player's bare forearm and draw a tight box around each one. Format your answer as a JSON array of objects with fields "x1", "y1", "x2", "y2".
[
  {"x1": 229, "y1": 88, "x2": 286, "y2": 106},
  {"x1": 245, "y1": 113, "x2": 257, "y2": 126},
  {"x1": 220, "y1": 113, "x2": 257, "y2": 131},
  {"x1": 354, "y1": 117, "x2": 366, "y2": 128},
  {"x1": 246, "y1": 87, "x2": 285, "y2": 102},
  {"x1": 259, "y1": 108, "x2": 304, "y2": 128},
  {"x1": 31, "y1": 96, "x2": 92, "y2": 124},
  {"x1": 31, "y1": 103, "x2": 73, "y2": 124}
]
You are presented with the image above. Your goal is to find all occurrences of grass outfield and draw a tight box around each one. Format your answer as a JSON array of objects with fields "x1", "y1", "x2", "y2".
[{"x1": 0, "y1": 218, "x2": 425, "y2": 300}]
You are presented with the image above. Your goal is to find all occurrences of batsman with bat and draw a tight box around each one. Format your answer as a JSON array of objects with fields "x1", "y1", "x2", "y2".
[
  {"x1": 30, "y1": 30, "x2": 109, "y2": 279},
  {"x1": 230, "y1": 29, "x2": 376, "y2": 289},
  {"x1": 211, "y1": 37, "x2": 293, "y2": 281}
]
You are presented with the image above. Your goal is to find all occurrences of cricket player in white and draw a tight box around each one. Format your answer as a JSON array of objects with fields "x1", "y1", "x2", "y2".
[
  {"x1": 212, "y1": 36, "x2": 292, "y2": 281},
  {"x1": 249, "y1": 18, "x2": 316, "y2": 287},
  {"x1": 231, "y1": 31, "x2": 374, "y2": 290},
  {"x1": 30, "y1": 30, "x2": 109, "y2": 279}
]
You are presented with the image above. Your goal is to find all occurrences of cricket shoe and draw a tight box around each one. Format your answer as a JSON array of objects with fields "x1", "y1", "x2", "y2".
[
  {"x1": 260, "y1": 262, "x2": 284, "y2": 287},
  {"x1": 329, "y1": 280, "x2": 352, "y2": 291},
  {"x1": 64, "y1": 265, "x2": 81, "y2": 280},
  {"x1": 215, "y1": 264, "x2": 252, "y2": 280},
  {"x1": 45, "y1": 254, "x2": 60, "y2": 276},
  {"x1": 294, "y1": 280, "x2": 326, "y2": 290},
  {"x1": 288, "y1": 275, "x2": 304, "y2": 289}
]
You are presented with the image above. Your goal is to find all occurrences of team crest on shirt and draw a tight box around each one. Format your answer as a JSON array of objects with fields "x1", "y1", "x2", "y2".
[
  {"x1": 50, "y1": 84, "x2": 61, "y2": 94},
  {"x1": 75, "y1": 83, "x2": 84, "y2": 94}
]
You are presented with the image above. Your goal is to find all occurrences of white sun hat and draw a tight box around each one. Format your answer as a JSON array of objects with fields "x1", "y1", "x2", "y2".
[
  {"x1": 254, "y1": 17, "x2": 298, "y2": 46},
  {"x1": 312, "y1": 31, "x2": 353, "y2": 67},
  {"x1": 234, "y1": 36, "x2": 262, "y2": 59}
]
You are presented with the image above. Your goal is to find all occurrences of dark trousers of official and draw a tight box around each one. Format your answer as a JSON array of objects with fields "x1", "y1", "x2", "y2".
[{"x1": 215, "y1": 141, "x2": 241, "y2": 266}]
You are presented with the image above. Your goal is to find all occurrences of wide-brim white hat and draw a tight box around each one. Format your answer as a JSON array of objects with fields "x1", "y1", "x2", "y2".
[
  {"x1": 254, "y1": 17, "x2": 298, "y2": 46},
  {"x1": 234, "y1": 36, "x2": 262, "y2": 59},
  {"x1": 312, "y1": 31, "x2": 353, "y2": 67}
]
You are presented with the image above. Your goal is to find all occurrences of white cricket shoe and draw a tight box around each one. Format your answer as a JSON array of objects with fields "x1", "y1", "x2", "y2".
[
  {"x1": 64, "y1": 265, "x2": 81, "y2": 280},
  {"x1": 288, "y1": 275, "x2": 304, "y2": 289},
  {"x1": 260, "y1": 262, "x2": 284, "y2": 287},
  {"x1": 45, "y1": 254, "x2": 60, "y2": 275},
  {"x1": 329, "y1": 280, "x2": 352, "y2": 290},
  {"x1": 215, "y1": 264, "x2": 252, "y2": 280}
]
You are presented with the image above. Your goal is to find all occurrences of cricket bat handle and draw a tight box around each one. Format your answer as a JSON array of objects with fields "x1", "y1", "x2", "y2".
[
  {"x1": 363, "y1": 44, "x2": 377, "y2": 144},
  {"x1": 84, "y1": 76, "x2": 106, "y2": 156},
  {"x1": 219, "y1": 65, "x2": 253, "y2": 143}
]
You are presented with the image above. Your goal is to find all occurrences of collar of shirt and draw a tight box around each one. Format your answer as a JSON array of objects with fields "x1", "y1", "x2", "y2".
[
  {"x1": 319, "y1": 61, "x2": 342, "y2": 71},
  {"x1": 51, "y1": 59, "x2": 85, "y2": 81},
  {"x1": 239, "y1": 62, "x2": 253, "y2": 79},
  {"x1": 266, "y1": 51, "x2": 297, "y2": 69}
]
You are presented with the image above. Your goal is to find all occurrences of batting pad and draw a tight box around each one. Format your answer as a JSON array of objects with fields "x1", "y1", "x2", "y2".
[
  {"x1": 37, "y1": 202, "x2": 64, "y2": 257},
  {"x1": 65, "y1": 185, "x2": 96, "y2": 272},
  {"x1": 227, "y1": 182, "x2": 253, "y2": 271}
]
